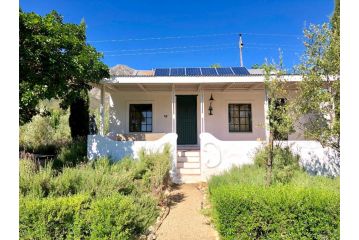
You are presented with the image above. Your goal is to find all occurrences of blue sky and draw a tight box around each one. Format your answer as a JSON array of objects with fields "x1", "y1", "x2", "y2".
[{"x1": 20, "y1": 0, "x2": 334, "y2": 71}]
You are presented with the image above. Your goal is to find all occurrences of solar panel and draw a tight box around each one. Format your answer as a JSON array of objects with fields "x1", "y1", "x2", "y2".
[
  {"x1": 154, "y1": 68, "x2": 170, "y2": 76},
  {"x1": 200, "y1": 68, "x2": 218, "y2": 76},
  {"x1": 216, "y1": 67, "x2": 234, "y2": 76},
  {"x1": 154, "y1": 67, "x2": 250, "y2": 76},
  {"x1": 186, "y1": 68, "x2": 201, "y2": 76},
  {"x1": 231, "y1": 67, "x2": 250, "y2": 75},
  {"x1": 170, "y1": 68, "x2": 186, "y2": 76}
]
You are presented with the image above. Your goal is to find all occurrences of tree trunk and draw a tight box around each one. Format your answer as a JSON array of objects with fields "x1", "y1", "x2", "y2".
[{"x1": 266, "y1": 132, "x2": 274, "y2": 186}]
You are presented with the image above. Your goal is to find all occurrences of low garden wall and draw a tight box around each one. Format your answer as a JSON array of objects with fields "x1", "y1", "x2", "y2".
[
  {"x1": 87, "y1": 133, "x2": 178, "y2": 180},
  {"x1": 200, "y1": 132, "x2": 339, "y2": 180}
]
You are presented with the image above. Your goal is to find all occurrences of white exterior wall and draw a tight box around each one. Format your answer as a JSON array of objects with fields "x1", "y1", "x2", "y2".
[
  {"x1": 200, "y1": 133, "x2": 339, "y2": 179},
  {"x1": 203, "y1": 90, "x2": 266, "y2": 141},
  {"x1": 108, "y1": 91, "x2": 173, "y2": 134},
  {"x1": 106, "y1": 89, "x2": 307, "y2": 141}
]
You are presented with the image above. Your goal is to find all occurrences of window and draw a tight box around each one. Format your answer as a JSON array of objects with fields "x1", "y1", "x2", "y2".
[
  {"x1": 228, "y1": 104, "x2": 252, "y2": 132},
  {"x1": 129, "y1": 104, "x2": 152, "y2": 132}
]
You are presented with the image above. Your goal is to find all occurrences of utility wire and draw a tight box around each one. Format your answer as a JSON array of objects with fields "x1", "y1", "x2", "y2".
[
  {"x1": 99, "y1": 42, "x2": 303, "y2": 53},
  {"x1": 89, "y1": 31, "x2": 302, "y2": 43},
  {"x1": 100, "y1": 43, "x2": 234, "y2": 53},
  {"x1": 105, "y1": 45, "x2": 303, "y2": 57}
]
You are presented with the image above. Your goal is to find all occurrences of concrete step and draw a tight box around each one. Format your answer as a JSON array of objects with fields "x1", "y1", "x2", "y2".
[
  {"x1": 177, "y1": 174, "x2": 203, "y2": 184},
  {"x1": 177, "y1": 151, "x2": 200, "y2": 157},
  {"x1": 177, "y1": 155, "x2": 200, "y2": 163},
  {"x1": 177, "y1": 168, "x2": 201, "y2": 175},
  {"x1": 176, "y1": 162, "x2": 200, "y2": 169}
]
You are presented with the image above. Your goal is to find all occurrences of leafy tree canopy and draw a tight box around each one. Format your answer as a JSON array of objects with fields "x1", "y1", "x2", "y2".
[
  {"x1": 19, "y1": 10, "x2": 109, "y2": 125},
  {"x1": 210, "y1": 63, "x2": 221, "y2": 68},
  {"x1": 293, "y1": 0, "x2": 340, "y2": 152}
]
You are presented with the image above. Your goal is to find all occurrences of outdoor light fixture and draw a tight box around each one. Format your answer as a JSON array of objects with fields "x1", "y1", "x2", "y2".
[{"x1": 208, "y1": 93, "x2": 214, "y2": 115}]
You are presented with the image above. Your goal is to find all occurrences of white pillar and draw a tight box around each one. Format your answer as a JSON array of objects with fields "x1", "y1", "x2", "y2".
[
  {"x1": 200, "y1": 90, "x2": 205, "y2": 133},
  {"x1": 171, "y1": 85, "x2": 176, "y2": 133},
  {"x1": 264, "y1": 87, "x2": 270, "y2": 142},
  {"x1": 99, "y1": 84, "x2": 105, "y2": 136}
]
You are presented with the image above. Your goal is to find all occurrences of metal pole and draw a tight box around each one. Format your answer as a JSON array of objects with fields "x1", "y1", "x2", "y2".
[{"x1": 239, "y1": 33, "x2": 244, "y2": 67}]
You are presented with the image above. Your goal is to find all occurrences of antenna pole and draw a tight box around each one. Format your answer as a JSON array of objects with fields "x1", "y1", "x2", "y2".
[{"x1": 239, "y1": 33, "x2": 244, "y2": 67}]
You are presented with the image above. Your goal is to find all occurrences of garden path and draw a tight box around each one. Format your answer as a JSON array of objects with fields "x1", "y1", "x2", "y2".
[{"x1": 156, "y1": 184, "x2": 219, "y2": 240}]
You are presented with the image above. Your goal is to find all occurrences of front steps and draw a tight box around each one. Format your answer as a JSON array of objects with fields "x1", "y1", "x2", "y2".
[{"x1": 176, "y1": 148, "x2": 202, "y2": 183}]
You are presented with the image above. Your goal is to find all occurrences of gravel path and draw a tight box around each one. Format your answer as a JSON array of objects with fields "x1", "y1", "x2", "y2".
[{"x1": 156, "y1": 184, "x2": 218, "y2": 240}]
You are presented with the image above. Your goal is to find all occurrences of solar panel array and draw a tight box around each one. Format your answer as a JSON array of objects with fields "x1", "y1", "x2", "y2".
[{"x1": 154, "y1": 67, "x2": 250, "y2": 76}]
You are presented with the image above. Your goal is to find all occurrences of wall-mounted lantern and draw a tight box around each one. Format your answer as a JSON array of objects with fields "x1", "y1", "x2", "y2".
[{"x1": 208, "y1": 93, "x2": 214, "y2": 115}]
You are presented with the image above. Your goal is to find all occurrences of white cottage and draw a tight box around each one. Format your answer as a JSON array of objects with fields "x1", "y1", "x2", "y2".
[{"x1": 88, "y1": 65, "x2": 339, "y2": 183}]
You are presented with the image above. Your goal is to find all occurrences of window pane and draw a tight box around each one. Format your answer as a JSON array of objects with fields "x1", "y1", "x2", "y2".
[
  {"x1": 229, "y1": 104, "x2": 252, "y2": 132},
  {"x1": 129, "y1": 104, "x2": 152, "y2": 132}
]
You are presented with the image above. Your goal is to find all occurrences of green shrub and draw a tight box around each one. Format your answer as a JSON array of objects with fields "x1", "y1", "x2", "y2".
[
  {"x1": 137, "y1": 144, "x2": 172, "y2": 194},
  {"x1": 19, "y1": 103, "x2": 71, "y2": 154},
  {"x1": 253, "y1": 145, "x2": 300, "y2": 183},
  {"x1": 209, "y1": 165, "x2": 266, "y2": 189},
  {"x1": 210, "y1": 185, "x2": 340, "y2": 240},
  {"x1": 19, "y1": 194, "x2": 89, "y2": 239},
  {"x1": 20, "y1": 194, "x2": 158, "y2": 240},
  {"x1": 208, "y1": 165, "x2": 340, "y2": 240},
  {"x1": 19, "y1": 148, "x2": 171, "y2": 238},
  {"x1": 85, "y1": 194, "x2": 154, "y2": 239},
  {"x1": 55, "y1": 138, "x2": 87, "y2": 168},
  {"x1": 19, "y1": 160, "x2": 54, "y2": 198}
]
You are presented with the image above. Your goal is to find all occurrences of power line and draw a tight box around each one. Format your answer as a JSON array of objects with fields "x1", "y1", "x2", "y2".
[
  {"x1": 89, "y1": 31, "x2": 302, "y2": 43},
  {"x1": 104, "y1": 45, "x2": 303, "y2": 57},
  {"x1": 99, "y1": 42, "x2": 303, "y2": 53},
  {"x1": 100, "y1": 43, "x2": 234, "y2": 53}
]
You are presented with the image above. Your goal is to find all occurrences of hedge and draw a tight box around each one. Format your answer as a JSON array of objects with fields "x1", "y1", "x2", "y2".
[
  {"x1": 20, "y1": 194, "x2": 157, "y2": 240},
  {"x1": 210, "y1": 185, "x2": 340, "y2": 240}
]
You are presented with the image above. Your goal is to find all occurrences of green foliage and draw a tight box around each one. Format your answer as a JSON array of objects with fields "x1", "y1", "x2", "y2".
[
  {"x1": 19, "y1": 160, "x2": 54, "y2": 198},
  {"x1": 210, "y1": 63, "x2": 221, "y2": 68},
  {"x1": 91, "y1": 104, "x2": 110, "y2": 135},
  {"x1": 137, "y1": 145, "x2": 172, "y2": 194},
  {"x1": 208, "y1": 166, "x2": 340, "y2": 240},
  {"x1": 19, "y1": 100, "x2": 71, "y2": 154},
  {"x1": 293, "y1": 1, "x2": 340, "y2": 153},
  {"x1": 84, "y1": 195, "x2": 153, "y2": 239},
  {"x1": 19, "y1": 10, "x2": 109, "y2": 125},
  {"x1": 20, "y1": 194, "x2": 89, "y2": 239},
  {"x1": 19, "y1": 147, "x2": 171, "y2": 238},
  {"x1": 253, "y1": 145, "x2": 300, "y2": 183},
  {"x1": 210, "y1": 185, "x2": 339, "y2": 240},
  {"x1": 209, "y1": 165, "x2": 266, "y2": 189},
  {"x1": 20, "y1": 194, "x2": 157, "y2": 240},
  {"x1": 55, "y1": 138, "x2": 87, "y2": 168},
  {"x1": 263, "y1": 53, "x2": 296, "y2": 185}
]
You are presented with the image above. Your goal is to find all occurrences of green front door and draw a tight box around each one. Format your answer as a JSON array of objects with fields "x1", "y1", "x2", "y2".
[{"x1": 176, "y1": 95, "x2": 197, "y2": 145}]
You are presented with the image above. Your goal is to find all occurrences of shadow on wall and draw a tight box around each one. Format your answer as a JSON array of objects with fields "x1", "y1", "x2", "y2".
[
  {"x1": 200, "y1": 133, "x2": 340, "y2": 179},
  {"x1": 300, "y1": 147, "x2": 340, "y2": 177},
  {"x1": 87, "y1": 133, "x2": 178, "y2": 163},
  {"x1": 87, "y1": 135, "x2": 135, "y2": 161}
]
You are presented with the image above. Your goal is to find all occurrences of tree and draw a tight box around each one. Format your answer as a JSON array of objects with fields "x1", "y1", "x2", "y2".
[
  {"x1": 263, "y1": 54, "x2": 295, "y2": 186},
  {"x1": 210, "y1": 63, "x2": 221, "y2": 68},
  {"x1": 251, "y1": 63, "x2": 264, "y2": 69},
  {"x1": 19, "y1": 10, "x2": 109, "y2": 138},
  {"x1": 293, "y1": 0, "x2": 340, "y2": 153}
]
